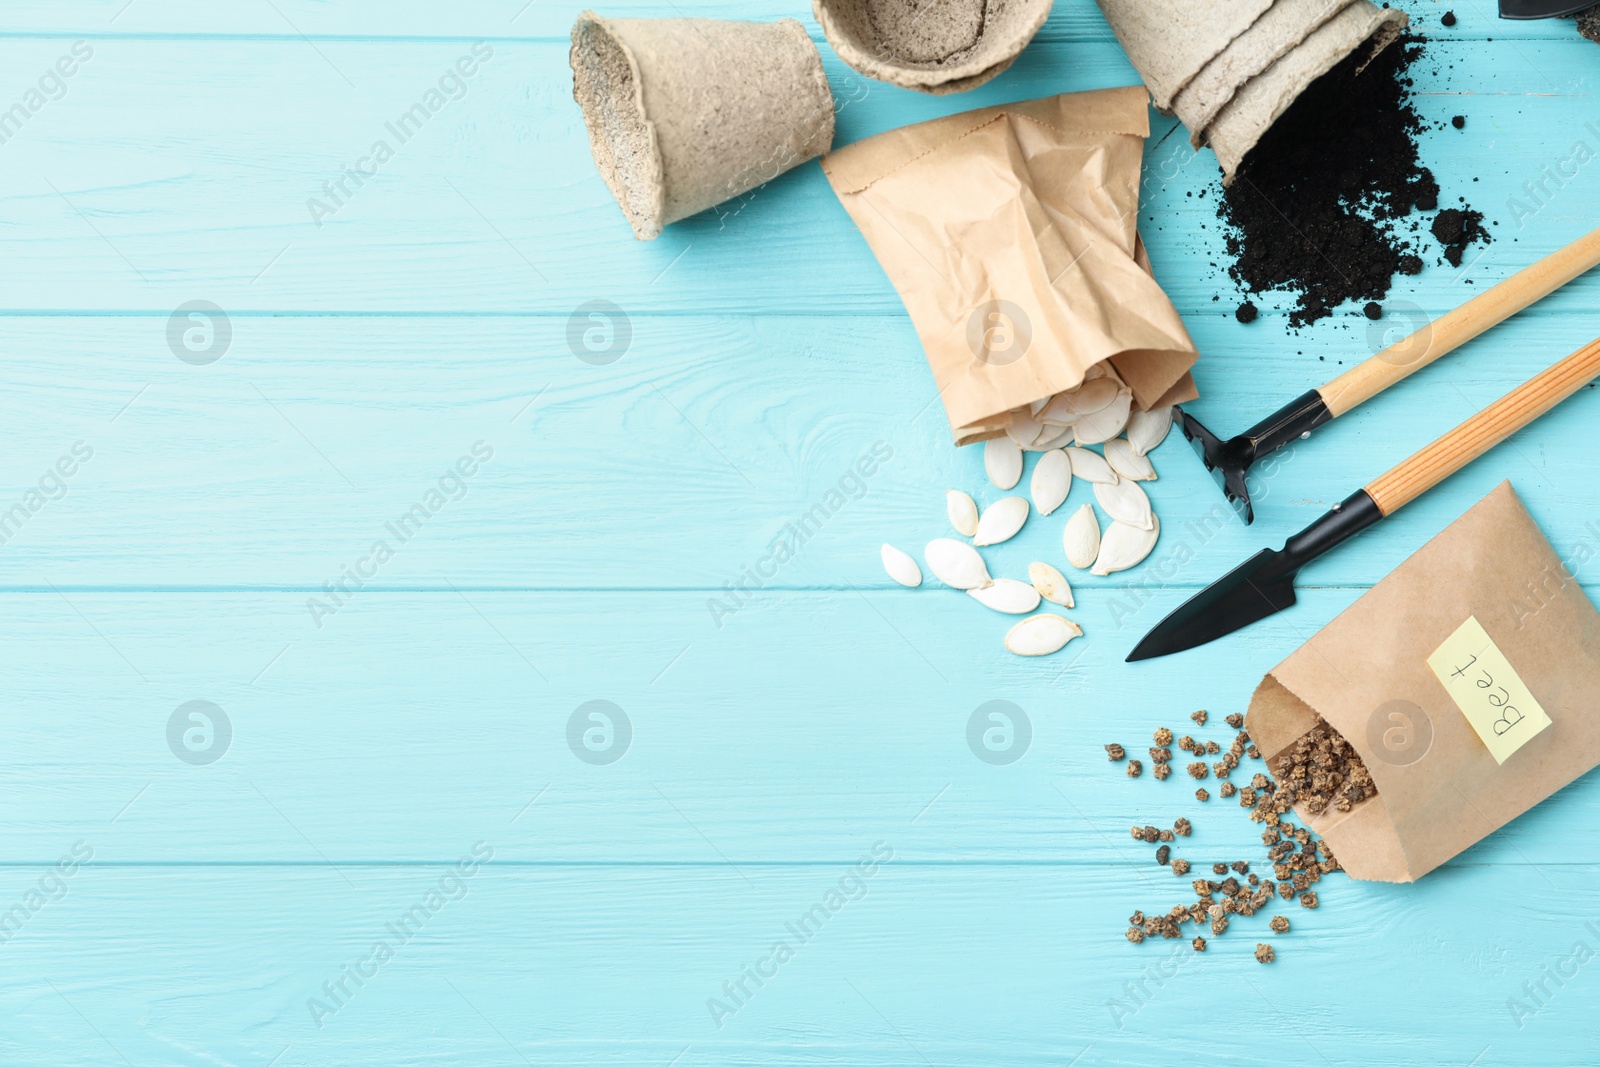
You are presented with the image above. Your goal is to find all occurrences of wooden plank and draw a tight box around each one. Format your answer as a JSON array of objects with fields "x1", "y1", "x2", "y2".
[
  {"x1": 3, "y1": 310, "x2": 1599, "y2": 588},
  {"x1": 5, "y1": 588, "x2": 1596, "y2": 865},
  {"x1": 0, "y1": 0, "x2": 1555, "y2": 41},
  {"x1": 1, "y1": 861, "x2": 1595, "y2": 1065},
  {"x1": 0, "y1": 36, "x2": 1591, "y2": 314}
]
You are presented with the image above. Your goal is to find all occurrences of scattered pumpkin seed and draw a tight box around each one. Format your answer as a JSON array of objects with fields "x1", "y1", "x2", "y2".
[{"x1": 879, "y1": 544, "x2": 922, "y2": 587}]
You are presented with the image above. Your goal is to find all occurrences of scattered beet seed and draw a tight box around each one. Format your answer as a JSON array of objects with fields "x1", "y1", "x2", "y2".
[
  {"x1": 1127, "y1": 760, "x2": 1143, "y2": 778},
  {"x1": 1109, "y1": 713, "x2": 1360, "y2": 964},
  {"x1": 1106, "y1": 744, "x2": 1126, "y2": 761}
]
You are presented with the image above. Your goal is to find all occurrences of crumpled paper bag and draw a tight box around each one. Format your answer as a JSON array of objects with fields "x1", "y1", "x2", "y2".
[
  {"x1": 1247, "y1": 482, "x2": 1600, "y2": 883},
  {"x1": 821, "y1": 87, "x2": 1199, "y2": 444}
]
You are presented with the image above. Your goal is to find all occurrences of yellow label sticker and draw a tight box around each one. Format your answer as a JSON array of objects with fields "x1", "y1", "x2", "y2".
[{"x1": 1427, "y1": 616, "x2": 1552, "y2": 765}]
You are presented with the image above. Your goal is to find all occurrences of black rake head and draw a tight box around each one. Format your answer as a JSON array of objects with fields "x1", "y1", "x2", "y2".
[{"x1": 1176, "y1": 406, "x2": 1257, "y2": 525}]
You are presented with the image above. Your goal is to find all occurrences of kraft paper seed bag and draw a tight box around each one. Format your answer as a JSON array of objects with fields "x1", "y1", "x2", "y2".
[
  {"x1": 822, "y1": 88, "x2": 1199, "y2": 445},
  {"x1": 1247, "y1": 482, "x2": 1600, "y2": 883}
]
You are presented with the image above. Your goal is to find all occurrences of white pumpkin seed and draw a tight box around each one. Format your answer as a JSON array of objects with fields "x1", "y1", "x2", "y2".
[
  {"x1": 1007, "y1": 410, "x2": 1045, "y2": 448},
  {"x1": 1073, "y1": 389, "x2": 1133, "y2": 445},
  {"x1": 1029, "y1": 449, "x2": 1072, "y2": 516},
  {"x1": 1063, "y1": 446, "x2": 1118, "y2": 485},
  {"x1": 1004, "y1": 614, "x2": 1084, "y2": 656},
  {"x1": 984, "y1": 437, "x2": 1022, "y2": 490},
  {"x1": 1104, "y1": 438, "x2": 1157, "y2": 482},
  {"x1": 1093, "y1": 478, "x2": 1154, "y2": 531},
  {"x1": 1062, "y1": 504, "x2": 1101, "y2": 569},
  {"x1": 1044, "y1": 377, "x2": 1119, "y2": 420},
  {"x1": 1092, "y1": 515, "x2": 1161, "y2": 576},
  {"x1": 924, "y1": 538, "x2": 991, "y2": 590},
  {"x1": 880, "y1": 543, "x2": 922, "y2": 587},
  {"x1": 1028, "y1": 561, "x2": 1074, "y2": 608},
  {"x1": 1027, "y1": 424, "x2": 1077, "y2": 451},
  {"x1": 968, "y1": 578, "x2": 1041, "y2": 614},
  {"x1": 946, "y1": 489, "x2": 979, "y2": 538},
  {"x1": 973, "y1": 496, "x2": 1029, "y2": 547},
  {"x1": 1036, "y1": 401, "x2": 1082, "y2": 428},
  {"x1": 1127, "y1": 405, "x2": 1174, "y2": 456},
  {"x1": 1098, "y1": 363, "x2": 1126, "y2": 386}
]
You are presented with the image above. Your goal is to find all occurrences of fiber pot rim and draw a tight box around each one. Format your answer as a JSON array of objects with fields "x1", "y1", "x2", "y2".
[
  {"x1": 813, "y1": 0, "x2": 1053, "y2": 92},
  {"x1": 570, "y1": 10, "x2": 668, "y2": 239}
]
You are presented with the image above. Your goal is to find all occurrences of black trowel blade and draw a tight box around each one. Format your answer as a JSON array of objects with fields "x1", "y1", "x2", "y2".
[
  {"x1": 1125, "y1": 548, "x2": 1301, "y2": 661},
  {"x1": 1126, "y1": 489, "x2": 1386, "y2": 662}
]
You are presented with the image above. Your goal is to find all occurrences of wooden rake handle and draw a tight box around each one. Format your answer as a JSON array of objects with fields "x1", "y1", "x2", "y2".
[
  {"x1": 1365, "y1": 336, "x2": 1600, "y2": 515},
  {"x1": 1319, "y1": 226, "x2": 1600, "y2": 418}
]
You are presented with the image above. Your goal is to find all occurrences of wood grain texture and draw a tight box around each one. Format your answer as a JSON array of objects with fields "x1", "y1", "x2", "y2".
[
  {"x1": 7, "y1": 0, "x2": 1600, "y2": 1063},
  {"x1": 1319, "y1": 225, "x2": 1600, "y2": 416},
  {"x1": 0, "y1": 35, "x2": 1592, "y2": 314},
  {"x1": 3, "y1": 863, "x2": 1596, "y2": 1066},
  {"x1": 8, "y1": 588, "x2": 1599, "y2": 865},
  {"x1": 1367, "y1": 336, "x2": 1600, "y2": 513},
  {"x1": 4, "y1": 310, "x2": 1600, "y2": 589},
  {"x1": 0, "y1": 0, "x2": 1574, "y2": 40}
]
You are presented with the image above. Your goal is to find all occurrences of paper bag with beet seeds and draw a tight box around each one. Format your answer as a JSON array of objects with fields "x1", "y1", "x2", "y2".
[
  {"x1": 821, "y1": 87, "x2": 1199, "y2": 445},
  {"x1": 1247, "y1": 482, "x2": 1600, "y2": 883}
]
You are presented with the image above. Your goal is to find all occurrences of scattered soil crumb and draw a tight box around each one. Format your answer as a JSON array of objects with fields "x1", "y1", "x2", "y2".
[{"x1": 1579, "y1": 8, "x2": 1600, "y2": 45}]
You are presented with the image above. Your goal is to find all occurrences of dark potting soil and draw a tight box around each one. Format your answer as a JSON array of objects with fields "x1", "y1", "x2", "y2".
[
  {"x1": 1217, "y1": 35, "x2": 1489, "y2": 328},
  {"x1": 1235, "y1": 301, "x2": 1258, "y2": 324},
  {"x1": 1441, "y1": 11, "x2": 1456, "y2": 26},
  {"x1": 1579, "y1": 8, "x2": 1600, "y2": 46},
  {"x1": 1432, "y1": 206, "x2": 1487, "y2": 266}
]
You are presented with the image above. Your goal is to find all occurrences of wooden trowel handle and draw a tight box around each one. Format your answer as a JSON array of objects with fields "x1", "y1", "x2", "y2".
[
  {"x1": 1319, "y1": 226, "x2": 1600, "y2": 417},
  {"x1": 1365, "y1": 336, "x2": 1600, "y2": 515}
]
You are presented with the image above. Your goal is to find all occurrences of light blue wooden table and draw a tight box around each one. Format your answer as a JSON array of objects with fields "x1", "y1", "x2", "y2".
[{"x1": 5, "y1": 1, "x2": 1600, "y2": 1062}]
